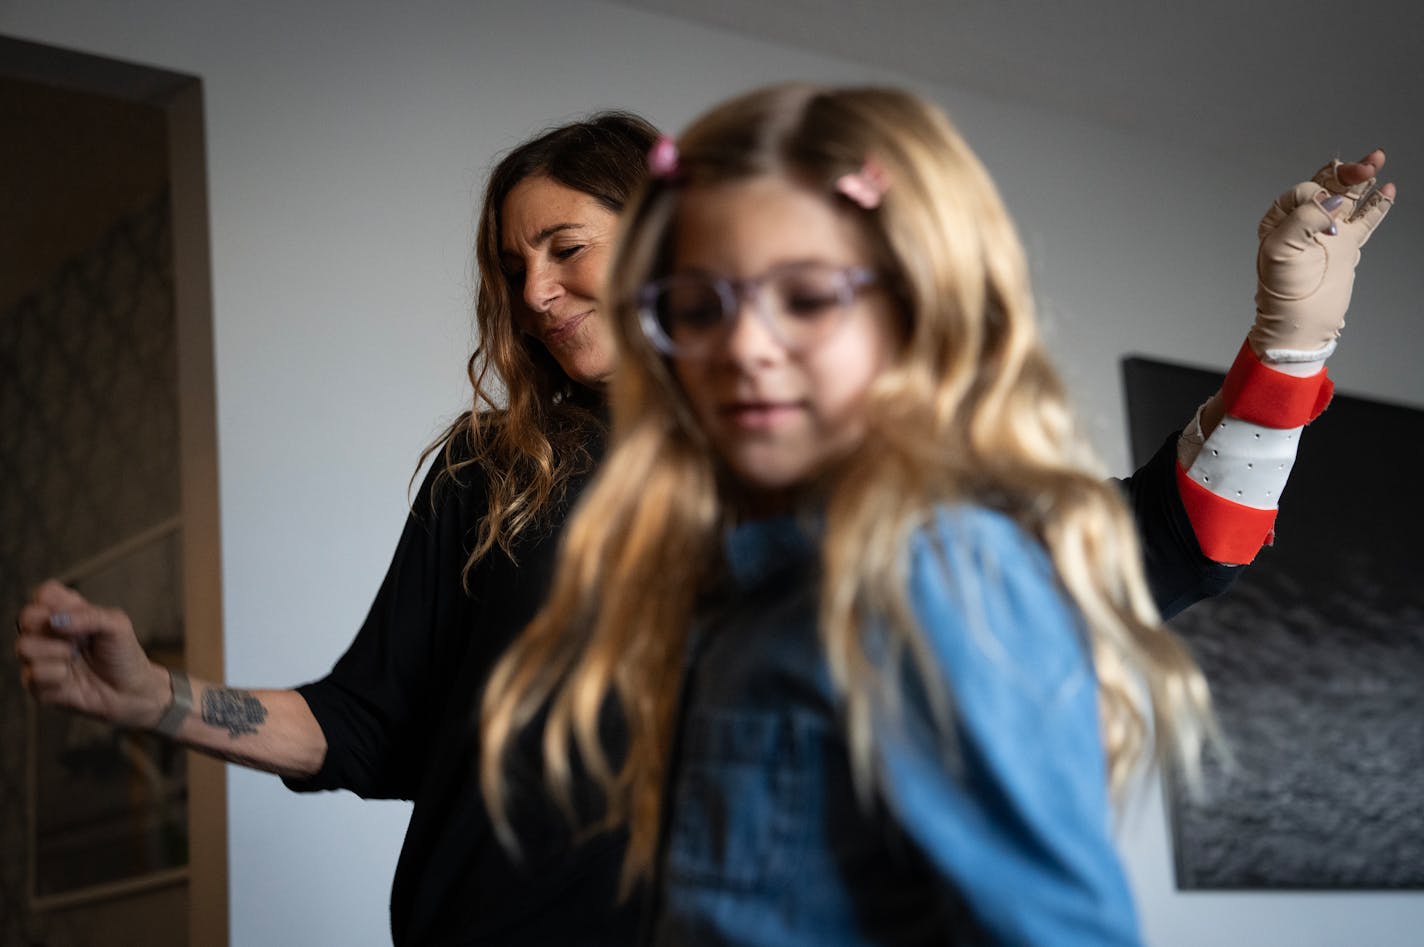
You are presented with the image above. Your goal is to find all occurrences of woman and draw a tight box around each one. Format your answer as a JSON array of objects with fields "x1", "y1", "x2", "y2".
[{"x1": 15, "y1": 109, "x2": 1391, "y2": 944}]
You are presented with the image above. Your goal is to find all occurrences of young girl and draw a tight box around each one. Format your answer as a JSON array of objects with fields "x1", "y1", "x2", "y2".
[{"x1": 479, "y1": 85, "x2": 1389, "y2": 944}]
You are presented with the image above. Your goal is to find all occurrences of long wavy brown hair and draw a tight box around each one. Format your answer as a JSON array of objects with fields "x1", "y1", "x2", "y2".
[
  {"x1": 481, "y1": 84, "x2": 1216, "y2": 889},
  {"x1": 420, "y1": 111, "x2": 659, "y2": 577}
]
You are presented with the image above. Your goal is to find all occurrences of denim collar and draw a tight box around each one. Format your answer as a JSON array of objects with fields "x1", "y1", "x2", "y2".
[{"x1": 722, "y1": 514, "x2": 821, "y2": 589}]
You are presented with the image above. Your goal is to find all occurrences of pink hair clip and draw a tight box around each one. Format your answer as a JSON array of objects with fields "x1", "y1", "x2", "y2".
[
  {"x1": 648, "y1": 135, "x2": 681, "y2": 180},
  {"x1": 835, "y1": 157, "x2": 890, "y2": 209}
]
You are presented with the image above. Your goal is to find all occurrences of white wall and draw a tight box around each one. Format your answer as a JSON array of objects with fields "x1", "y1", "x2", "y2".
[{"x1": 4, "y1": 2, "x2": 1421, "y2": 944}]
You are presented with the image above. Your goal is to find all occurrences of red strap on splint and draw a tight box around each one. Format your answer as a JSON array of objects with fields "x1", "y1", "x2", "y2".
[
  {"x1": 1175, "y1": 462, "x2": 1277, "y2": 564},
  {"x1": 1219, "y1": 341, "x2": 1333, "y2": 429}
]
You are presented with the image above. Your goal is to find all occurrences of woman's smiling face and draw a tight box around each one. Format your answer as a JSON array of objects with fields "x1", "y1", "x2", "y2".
[{"x1": 500, "y1": 175, "x2": 619, "y2": 387}]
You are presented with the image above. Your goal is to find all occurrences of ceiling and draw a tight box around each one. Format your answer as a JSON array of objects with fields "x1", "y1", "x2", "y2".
[{"x1": 608, "y1": 0, "x2": 1423, "y2": 177}]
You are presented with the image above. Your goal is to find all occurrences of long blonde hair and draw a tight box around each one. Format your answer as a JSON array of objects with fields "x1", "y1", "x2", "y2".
[
  {"x1": 420, "y1": 112, "x2": 658, "y2": 578},
  {"x1": 481, "y1": 84, "x2": 1214, "y2": 889}
]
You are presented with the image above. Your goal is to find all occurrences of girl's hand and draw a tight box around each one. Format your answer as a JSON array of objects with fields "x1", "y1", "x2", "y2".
[
  {"x1": 1251, "y1": 149, "x2": 1396, "y2": 360},
  {"x1": 15, "y1": 580, "x2": 173, "y2": 729}
]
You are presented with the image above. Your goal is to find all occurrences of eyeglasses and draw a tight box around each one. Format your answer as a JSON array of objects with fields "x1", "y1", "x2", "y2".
[{"x1": 637, "y1": 262, "x2": 880, "y2": 358}]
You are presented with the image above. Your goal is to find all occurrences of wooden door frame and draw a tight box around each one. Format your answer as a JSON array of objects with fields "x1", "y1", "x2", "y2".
[{"x1": 2, "y1": 33, "x2": 227, "y2": 947}]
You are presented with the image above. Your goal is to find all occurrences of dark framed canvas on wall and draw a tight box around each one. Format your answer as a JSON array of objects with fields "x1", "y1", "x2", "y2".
[{"x1": 1123, "y1": 354, "x2": 1424, "y2": 890}]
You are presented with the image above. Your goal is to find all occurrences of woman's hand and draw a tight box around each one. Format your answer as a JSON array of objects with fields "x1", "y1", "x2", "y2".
[
  {"x1": 1252, "y1": 149, "x2": 1396, "y2": 362},
  {"x1": 1180, "y1": 149, "x2": 1397, "y2": 564},
  {"x1": 15, "y1": 580, "x2": 172, "y2": 729}
]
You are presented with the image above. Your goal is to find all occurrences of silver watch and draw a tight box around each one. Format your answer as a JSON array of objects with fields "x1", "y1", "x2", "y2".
[{"x1": 154, "y1": 668, "x2": 192, "y2": 738}]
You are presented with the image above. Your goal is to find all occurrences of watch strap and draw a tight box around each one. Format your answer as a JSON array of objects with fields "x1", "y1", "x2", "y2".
[{"x1": 154, "y1": 668, "x2": 192, "y2": 738}]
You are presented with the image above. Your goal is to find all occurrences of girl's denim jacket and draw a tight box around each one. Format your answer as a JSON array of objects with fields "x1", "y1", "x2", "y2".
[{"x1": 650, "y1": 506, "x2": 1143, "y2": 946}]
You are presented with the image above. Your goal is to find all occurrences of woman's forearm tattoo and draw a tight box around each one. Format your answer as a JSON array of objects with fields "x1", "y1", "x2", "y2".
[{"x1": 202, "y1": 687, "x2": 268, "y2": 738}]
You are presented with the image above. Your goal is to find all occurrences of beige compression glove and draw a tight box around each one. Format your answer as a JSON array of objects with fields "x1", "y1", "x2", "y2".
[
  {"x1": 1251, "y1": 159, "x2": 1395, "y2": 365},
  {"x1": 1176, "y1": 156, "x2": 1395, "y2": 564}
]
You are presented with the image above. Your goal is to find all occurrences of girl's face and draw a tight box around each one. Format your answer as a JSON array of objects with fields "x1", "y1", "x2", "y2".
[
  {"x1": 668, "y1": 175, "x2": 898, "y2": 505},
  {"x1": 500, "y1": 175, "x2": 619, "y2": 387}
]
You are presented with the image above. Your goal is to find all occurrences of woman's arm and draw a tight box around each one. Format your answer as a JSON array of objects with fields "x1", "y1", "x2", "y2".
[
  {"x1": 1174, "y1": 150, "x2": 1394, "y2": 564},
  {"x1": 16, "y1": 579, "x2": 326, "y2": 779},
  {"x1": 1119, "y1": 151, "x2": 1394, "y2": 619},
  {"x1": 1114, "y1": 433, "x2": 1239, "y2": 620}
]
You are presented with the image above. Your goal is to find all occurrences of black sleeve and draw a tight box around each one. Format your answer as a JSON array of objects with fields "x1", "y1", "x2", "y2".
[
  {"x1": 283, "y1": 447, "x2": 483, "y2": 801},
  {"x1": 1114, "y1": 432, "x2": 1242, "y2": 620}
]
